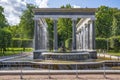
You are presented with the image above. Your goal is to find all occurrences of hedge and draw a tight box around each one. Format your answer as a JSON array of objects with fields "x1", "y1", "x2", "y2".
[
  {"x1": 109, "y1": 36, "x2": 120, "y2": 52},
  {"x1": 11, "y1": 38, "x2": 33, "y2": 48},
  {"x1": 96, "y1": 38, "x2": 107, "y2": 49}
]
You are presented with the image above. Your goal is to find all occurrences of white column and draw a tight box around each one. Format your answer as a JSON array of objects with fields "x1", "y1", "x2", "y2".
[
  {"x1": 72, "y1": 18, "x2": 77, "y2": 51},
  {"x1": 83, "y1": 26, "x2": 86, "y2": 50},
  {"x1": 34, "y1": 20, "x2": 38, "y2": 50},
  {"x1": 87, "y1": 23, "x2": 90, "y2": 49},
  {"x1": 81, "y1": 27, "x2": 83, "y2": 49},
  {"x1": 85, "y1": 24, "x2": 88, "y2": 49},
  {"x1": 53, "y1": 18, "x2": 58, "y2": 52},
  {"x1": 92, "y1": 20, "x2": 95, "y2": 49},
  {"x1": 79, "y1": 32, "x2": 81, "y2": 49},
  {"x1": 89, "y1": 20, "x2": 95, "y2": 50}
]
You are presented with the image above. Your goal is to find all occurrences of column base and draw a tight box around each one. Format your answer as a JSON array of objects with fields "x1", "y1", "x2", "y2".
[{"x1": 53, "y1": 50, "x2": 58, "y2": 52}]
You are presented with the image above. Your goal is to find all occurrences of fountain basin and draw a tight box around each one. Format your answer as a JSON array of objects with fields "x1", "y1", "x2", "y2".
[{"x1": 33, "y1": 50, "x2": 97, "y2": 60}]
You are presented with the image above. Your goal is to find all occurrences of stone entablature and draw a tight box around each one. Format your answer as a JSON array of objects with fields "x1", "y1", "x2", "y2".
[{"x1": 33, "y1": 8, "x2": 96, "y2": 19}]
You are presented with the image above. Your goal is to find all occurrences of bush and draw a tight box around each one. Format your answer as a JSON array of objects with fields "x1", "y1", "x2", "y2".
[
  {"x1": 96, "y1": 38, "x2": 107, "y2": 49},
  {"x1": 65, "y1": 38, "x2": 72, "y2": 50},
  {"x1": 12, "y1": 38, "x2": 33, "y2": 48},
  {"x1": 109, "y1": 36, "x2": 120, "y2": 52}
]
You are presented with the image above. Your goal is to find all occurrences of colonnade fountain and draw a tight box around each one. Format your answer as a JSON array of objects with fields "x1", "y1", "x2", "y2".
[{"x1": 33, "y1": 8, "x2": 97, "y2": 60}]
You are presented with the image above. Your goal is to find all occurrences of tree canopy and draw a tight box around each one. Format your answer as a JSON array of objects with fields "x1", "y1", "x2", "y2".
[
  {"x1": 0, "y1": 6, "x2": 8, "y2": 28},
  {"x1": 95, "y1": 6, "x2": 113, "y2": 38},
  {"x1": 19, "y1": 4, "x2": 35, "y2": 39}
]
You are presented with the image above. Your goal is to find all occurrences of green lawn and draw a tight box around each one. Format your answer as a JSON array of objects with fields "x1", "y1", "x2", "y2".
[
  {"x1": 0, "y1": 48, "x2": 33, "y2": 56},
  {"x1": 108, "y1": 52, "x2": 120, "y2": 56}
]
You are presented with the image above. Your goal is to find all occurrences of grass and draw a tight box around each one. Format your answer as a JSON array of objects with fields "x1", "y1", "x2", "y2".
[
  {"x1": 108, "y1": 52, "x2": 120, "y2": 56},
  {"x1": 0, "y1": 48, "x2": 33, "y2": 56},
  {"x1": 98, "y1": 50, "x2": 120, "y2": 56}
]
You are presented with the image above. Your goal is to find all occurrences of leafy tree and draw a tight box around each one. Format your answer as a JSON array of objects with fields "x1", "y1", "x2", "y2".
[
  {"x1": 19, "y1": 4, "x2": 35, "y2": 39},
  {"x1": 57, "y1": 4, "x2": 72, "y2": 48},
  {"x1": 95, "y1": 6, "x2": 113, "y2": 38},
  {"x1": 6, "y1": 25, "x2": 20, "y2": 38},
  {"x1": 112, "y1": 12, "x2": 120, "y2": 36},
  {"x1": 0, "y1": 29, "x2": 12, "y2": 54},
  {"x1": 0, "y1": 6, "x2": 9, "y2": 28}
]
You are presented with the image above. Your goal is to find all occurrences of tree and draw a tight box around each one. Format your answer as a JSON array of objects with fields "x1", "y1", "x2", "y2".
[
  {"x1": 7, "y1": 25, "x2": 20, "y2": 38},
  {"x1": 0, "y1": 6, "x2": 9, "y2": 28},
  {"x1": 0, "y1": 29, "x2": 12, "y2": 55},
  {"x1": 19, "y1": 4, "x2": 35, "y2": 39},
  {"x1": 95, "y1": 6, "x2": 113, "y2": 38},
  {"x1": 112, "y1": 12, "x2": 120, "y2": 36},
  {"x1": 57, "y1": 4, "x2": 72, "y2": 48}
]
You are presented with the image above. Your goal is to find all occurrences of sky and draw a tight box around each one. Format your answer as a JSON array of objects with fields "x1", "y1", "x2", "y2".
[{"x1": 0, "y1": 0, "x2": 120, "y2": 25}]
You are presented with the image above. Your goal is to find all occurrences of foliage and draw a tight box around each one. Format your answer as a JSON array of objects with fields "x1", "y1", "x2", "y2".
[
  {"x1": 109, "y1": 36, "x2": 120, "y2": 52},
  {"x1": 0, "y1": 6, "x2": 9, "y2": 28},
  {"x1": 57, "y1": 4, "x2": 72, "y2": 48},
  {"x1": 65, "y1": 38, "x2": 72, "y2": 50},
  {"x1": 112, "y1": 12, "x2": 120, "y2": 36},
  {"x1": 12, "y1": 38, "x2": 33, "y2": 48},
  {"x1": 95, "y1": 6, "x2": 113, "y2": 38},
  {"x1": 0, "y1": 48, "x2": 33, "y2": 56},
  {"x1": 4, "y1": 25, "x2": 20, "y2": 38},
  {"x1": 96, "y1": 38, "x2": 107, "y2": 49},
  {"x1": 19, "y1": 4, "x2": 35, "y2": 39},
  {"x1": 0, "y1": 29, "x2": 12, "y2": 54}
]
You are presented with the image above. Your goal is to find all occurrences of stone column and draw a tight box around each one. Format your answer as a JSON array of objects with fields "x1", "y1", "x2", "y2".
[
  {"x1": 89, "y1": 20, "x2": 95, "y2": 50},
  {"x1": 72, "y1": 18, "x2": 77, "y2": 51},
  {"x1": 92, "y1": 20, "x2": 95, "y2": 49},
  {"x1": 34, "y1": 20, "x2": 38, "y2": 50},
  {"x1": 85, "y1": 24, "x2": 88, "y2": 49},
  {"x1": 78, "y1": 32, "x2": 81, "y2": 49},
  {"x1": 87, "y1": 23, "x2": 90, "y2": 49},
  {"x1": 83, "y1": 26, "x2": 85, "y2": 50},
  {"x1": 81, "y1": 27, "x2": 83, "y2": 49},
  {"x1": 53, "y1": 18, "x2": 58, "y2": 52}
]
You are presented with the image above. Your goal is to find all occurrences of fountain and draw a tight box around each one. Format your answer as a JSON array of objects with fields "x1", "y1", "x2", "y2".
[{"x1": 33, "y1": 8, "x2": 97, "y2": 60}]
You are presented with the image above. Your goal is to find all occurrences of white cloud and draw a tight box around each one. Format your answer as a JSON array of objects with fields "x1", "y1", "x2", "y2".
[
  {"x1": 35, "y1": 0, "x2": 48, "y2": 8},
  {"x1": 0, "y1": 0, "x2": 26, "y2": 25},
  {"x1": 73, "y1": 5, "x2": 81, "y2": 8},
  {"x1": 0, "y1": 0, "x2": 48, "y2": 25}
]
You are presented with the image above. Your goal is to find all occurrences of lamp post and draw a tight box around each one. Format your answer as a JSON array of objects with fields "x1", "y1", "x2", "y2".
[
  {"x1": 107, "y1": 38, "x2": 109, "y2": 54},
  {"x1": 20, "y1": 33, "x2": 23, "y2": 80},
  {"x1": 103, "y1": 62, "x2": 106, "y2": 78},
  {"x1": 76, "y1": 64, "x2": 78, "y2": 78}
]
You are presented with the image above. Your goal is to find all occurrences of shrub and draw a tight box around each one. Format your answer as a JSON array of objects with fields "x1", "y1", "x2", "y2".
[
  {"x1": 96, "y1": 38, "x2": 107, "y2": 49},
  {"x1": 65, "y1": 38, "x2": 72, "y2": 50},
  {"x1": 109, "y1": 36, "x2": 120, "y2": 52},
  {"x1": 12, "y1": 38, "x2": 33, "y2": 48}
]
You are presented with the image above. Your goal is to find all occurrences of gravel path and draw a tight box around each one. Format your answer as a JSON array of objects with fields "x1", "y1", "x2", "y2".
[{"x1": 0, "y1": 74, "x2": 120, "y2": 80}]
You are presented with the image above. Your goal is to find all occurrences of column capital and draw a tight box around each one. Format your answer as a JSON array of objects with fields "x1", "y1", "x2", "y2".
[
  {"x1": 88, "y1": 17, "x2": 95, "y2": 24},
  {"x1": 72, "y1": 17, "x2": 77, "y2": 21},
  {"x1": 85, "y1": 24, "x2": 88, "y2": 28},
  {"x1": 53, "y1": 17, "x2": 58, "y2": 21}
]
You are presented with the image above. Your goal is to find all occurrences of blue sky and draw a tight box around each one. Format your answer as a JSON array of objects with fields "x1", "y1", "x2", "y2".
[
  {"x1": 48, "y1": 0, "x2": 120, "y2": 8},
  {"x1": 0, "y1": 0, "x2": 120, "y2": 25}
]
